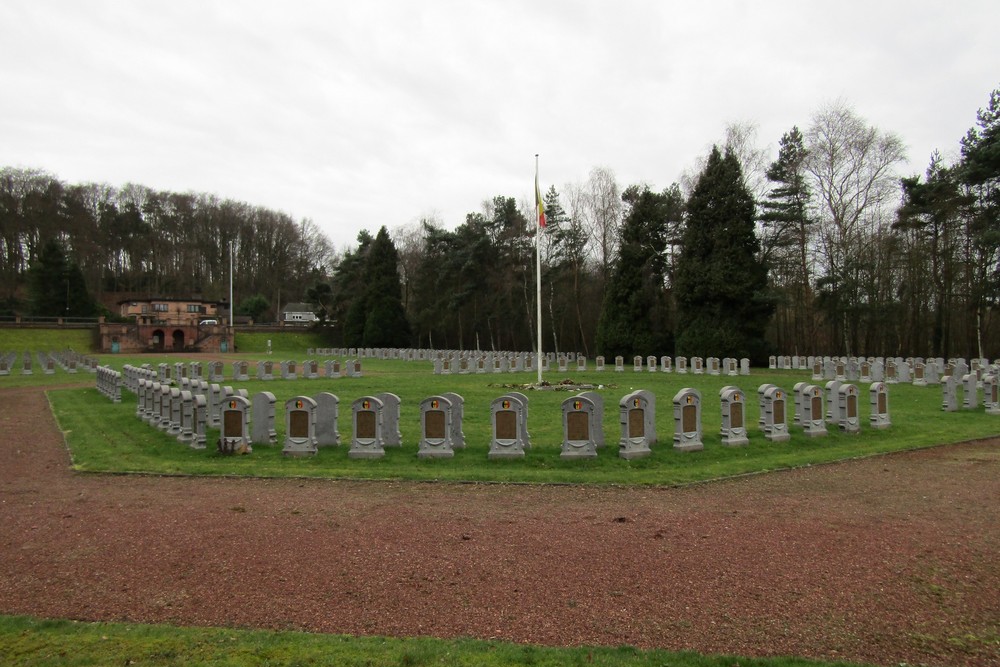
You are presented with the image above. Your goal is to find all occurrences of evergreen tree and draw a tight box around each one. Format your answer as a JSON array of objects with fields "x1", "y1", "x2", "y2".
[
  {"x1": 674, "y1": 146, "x2": 773, "y2": 362},
  {"x1": 596, "y1": 184, "x2": 682, "y2": 358},
  {"x1": 760, "y1": 126, "x2": 815, "y2": 350},
  {"x1": 28, "y1": 237, "x2": 97, "y2": 317},
  {"x1": 361, "y1": 226, "x2": 411, "y2": 347}
]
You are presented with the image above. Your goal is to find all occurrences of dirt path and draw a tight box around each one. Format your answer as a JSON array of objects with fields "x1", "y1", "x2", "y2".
[{"x1": 1, "y1": 386, "x2": 998, "y2": 666}]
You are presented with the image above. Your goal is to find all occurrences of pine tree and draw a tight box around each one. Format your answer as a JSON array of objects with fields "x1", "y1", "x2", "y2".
[
  {"x1": 595, "y1": 184, "x2": 682, "y2": 358},
  {"x1": 28, "y1": 238, "x2": 97, "y2": 317},
  {"x1": 674, "y1": 146, "x2": 773, "y2": 362},
  {"x1": 361, "y1": 226, "x2": 411, "y2": 347},
  {"x1": 760, "y1": 126, "x2": 814, "y2": 350}
]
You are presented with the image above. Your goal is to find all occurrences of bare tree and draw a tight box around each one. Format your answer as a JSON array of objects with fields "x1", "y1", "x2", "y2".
[{"x1": 805, "y1": 99, "x2": 906, "y2": 353}]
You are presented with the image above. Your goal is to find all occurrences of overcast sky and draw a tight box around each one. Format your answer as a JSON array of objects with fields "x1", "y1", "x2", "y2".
[{"x1": 2, "y1": 1, "x2": 998, "y2": 250}]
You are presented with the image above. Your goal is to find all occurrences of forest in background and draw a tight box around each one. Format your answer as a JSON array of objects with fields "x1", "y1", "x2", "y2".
[{"x1": 2, "y1": 90, "x2": 998, "y2": 360}]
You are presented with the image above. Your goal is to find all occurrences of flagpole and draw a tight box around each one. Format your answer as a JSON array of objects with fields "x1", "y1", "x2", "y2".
[{"x1": 535, "y1": 154, "x2": 543, "y2": 385}]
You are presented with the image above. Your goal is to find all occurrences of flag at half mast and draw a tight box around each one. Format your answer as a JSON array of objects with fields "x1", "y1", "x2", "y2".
[{"x1": 535, "y1": 170, "x2": 547, "y2": 228}]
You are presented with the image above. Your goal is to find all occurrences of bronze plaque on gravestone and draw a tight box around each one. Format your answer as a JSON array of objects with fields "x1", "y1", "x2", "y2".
[
  {"x1": 567, "y1": 411, "x2": 589, "y2": 441},
  {"x1": 847, "y1": 394, "x2": 857, "y2": 419},
  {"x1": 916, "y1": 365, "x2": 924, "y2": 379},
  {"x1": 730, "y1": 401, "x2": 743, "y2": 429},
  {"x1": 628, "y1": 408, "x2": 644, "y2": 437},
  {"x1": 289, "y1": 410, "x2": 309, "y2": 438},
  {"x1": 495, "y1": 410, "x2": 516, "y2": 440},
  {"x1": 773, "y1": 399, "x2": 785, "y2": 424},
  {"x1": 878, "y1": 392, "x2": 887, "y2": 414},
  {"x1": 991, "y1": 384, "x2": 998, "y2": 404},
  {"x1": 811, "y1": 395, "x2": 822, "y2": 419},
  {"x1": 425, "y1": 410, "x2": 445, "y2": 440},
  {"x1": 223, "y1": 409, "x2": 242, "y2": 438},
  {"x1": 265, "y1": 361, "x2": 273, "y2": 373},
  {"x1": 289, "y1": 362, "x2": 297, "y2": 374},
  {"x1": 682, "y1": 404, "x2": 697, "y2": 433},
  {"x1": 356, "y1": 411, "x2": 376, "y2": 439}
]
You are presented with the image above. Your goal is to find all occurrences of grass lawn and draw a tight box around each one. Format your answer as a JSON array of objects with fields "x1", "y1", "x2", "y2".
[
  {"x1": 45, "y1": 356, "x2": 1000, "y2": 485},
  {"x1": 0, "y1": 615, "x2": 872, "y2": 667}
]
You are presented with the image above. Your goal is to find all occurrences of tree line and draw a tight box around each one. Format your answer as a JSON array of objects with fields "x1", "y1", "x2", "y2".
[
  {"x1": 2, "y1": 89, "x2": 998, "y2": 360},
  {"x1": 0, "y1": 176, "x2": 334, "y2": 319}
]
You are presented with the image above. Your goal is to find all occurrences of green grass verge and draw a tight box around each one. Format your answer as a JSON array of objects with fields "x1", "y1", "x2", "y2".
[
  {"x1": 47, "y1": 359, "x2": 1000, "y2": 485},
  {"x1": 0, "y1": 615, "x2": 871, "y2": 667},
  {"x1": 0, "y1": 328, "x2": 95, "y2": 354}
]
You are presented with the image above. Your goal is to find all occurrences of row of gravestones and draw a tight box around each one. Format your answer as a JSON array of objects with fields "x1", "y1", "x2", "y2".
[
  {"x1": 434, "y1": 354, "x2": 752, "y2": 376},
  {"x1": 808, "y1": 358, "x2": 1000, "y2": 386},
  {"x1": 775, "y1": 354, "x2": 996, "y2": 375},
  {"x1": 941, "y1": 373, "x2": 1000, "y2": 412},
  {"x1": 118, "y1": 359, "x2": 364, "y2": 388},
  {"x1": 0, "y1": 350, "x2": 99, "y2": 376},
  {"x1": 106, "y1": 376, "x2": 907, "y2": 463}
]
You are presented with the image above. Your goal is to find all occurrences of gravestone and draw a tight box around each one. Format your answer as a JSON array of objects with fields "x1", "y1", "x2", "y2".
[
  {"x1": 793, "y1": 381, "x2": 810, "y2": 426},
  {"x1": 614, "y1": 356, "x2": 624, "y2": 372},
  {"x1": 676, "y1": 357, "x2": 688, "y2": 374},
  {"x1": 576, "y1": 356, "x2": 587, "y2": 372},
  {"x1": 251, "y1": 392, "x2": 277, "y2": 445},
  {"x1": 164, "y1": 386, "x2": 180, "y2": 433},
  {"x1": 283, "y1": 396, "x2": 318, "y2": 456},
  {"x1": 177, "y1": 391, "x2": 195, "y2": 444},
  {"x1": 314, "y1": 392, "x2": 340, "y2": 446},
  {"x1": 672, "y1": 388, "x2": 703, "y2": 451},
  {"x1": 963, "y1": 374, "x2": 979, "y2": 409},
  {"x1": 869, "y1": 382, "x2": 891, "y2": 429},
  {"x1": 502, "y1": 392, "x2": 530, "y2": 450},
  {"x1": 595, "y1": 356, "x2": 605, "y2": 372},
  {"x1": 707, "y1": 357, "x2": 720, "y2": 376},
  {"x1": 433, "y1": 392, "x2": 464, "y2": 449},
  {"x1": 646, "y1": 355, "x2": 657, "y2": 372},
  {"x1": 489, "y1": 395, "x2": 527, "y2": 459},
  {"x1": 859, "y1": 360, "x2": 872, "y2": 382},
  {"x1": 824, "y1": 380, "x2": 842, "y2": 425},
  {"x1": 257, "y1": 361, "x2": 273, "y2": 381},
  {"x1": 325, "y1": 359, "x2": 341, "y2": 379},
  {"x1": 661, "y1": 355, "x2": 672, "y2": 373},
  {"x1": 618, "y1": 391, "x2": 653, "y2": 459},
  {"x1": 769, "y1": 355, "x2": 777, "y2": 369},
  {"x1": 377, "y1": 392, "x2": 402, "y2": 447},
  {"x1": 210, "y1": 361, "x2": 225, "y2": 382},
  {"x1": 692, "y1": 357, "x2": 704, "y2": 374},
  {"x1": 836, "y1": 384, "x2": 861, "y2": 434},
  {"x1": 560, "y1": 395, "x2": 598, "y2": 459},
  {"x1": 633, "y1": 356, "x2": 643, "y2": 372},
  {"x1": 719, "y1": 386, "x2": 749, "y2": 447},
  {"x1": 941, "y1": 375, "x2": 959, "y2": 412},
  {"x1": 219, "y1": 395, "x2": 252, "y2": 454},
  {"x1": 982, "y1": 375, "x2": 999, "y2": 415},
  {"x1": 760, "y1": 385, "x2": 790, "y2": 442},
  {"x1": 801, "y1": 384, "x2": 828, "y2": 437},
  {"x1": 577, "y1": 391, "x2": 605, "y2": 447},
  {"x1": 304, "y1": 360, "x2": 320, "y2": 379},
  {"x1": 280, "y1": 360, "x2": 297, "y2": 380},
  {"x1": 349, "y1": 396, "x2": 385, "y2": 458},
  {"x1": 740, "y1": 358, "x2": 750, "y2": 376},
  {"x1": 418, "y1": 395, "x2": 455, "y2": 459},
  {"x1": 190, "y1": 394, "x2": 208, "y2": 449}
]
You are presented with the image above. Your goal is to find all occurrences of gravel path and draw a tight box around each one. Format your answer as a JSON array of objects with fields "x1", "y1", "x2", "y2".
[{"x1": 1, "y1": 386, "x2": 998, "y2": 666}]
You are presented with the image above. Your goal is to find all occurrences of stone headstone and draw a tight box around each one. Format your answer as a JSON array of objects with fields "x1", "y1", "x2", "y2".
[
  {"x1": 283, "y1": 396, "x2": 318, "y2": 456},
  {"x1": 314, "y1": 392, "x2": 340, "y2": 446},
  {"x1": 377, "y1": 392, "x2": 402, "y2": 447},
  {"x1": 836, "y1": 384, "x2": 861, "y2": 434},
  {"x1": 349, "y1": 396, "x2": 385, "y2": 458},
  {"x1": 441, "y1": 392, "x2": 466, "y2": 449},
  {"x1": 618, "y1": 391, "x2": 653, "y2": 459},
  {"x1": 672, "y1": 388, "x2": 703, "y2": 451},
  {"x1": 219, "y1": 395, "x2": 252, "y2": 454},
  {"x1": 801, "y1": 384, "x2": 828, "y2": 437},
  {"x1": 719, "y1": 386, "x2": 749, "y2": 447},
  {"x1": 560, "y1": 395, "x2": 598, "y2": 459},
  {"x1": 489, "y1": 395, "x2": 526, "y2": 459},
  {"x1": 418, "y1": 395, "x2": 455, "y2": 459},
  {"x1": 869, "y1": 382, "x2": 891, "y2": 429},
  {"x1": 759, "y1": 385, "x2": 790, "y2": 442},
  {"x1": 251, "y1": 392, "x2": 277, "y2": 445}
]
